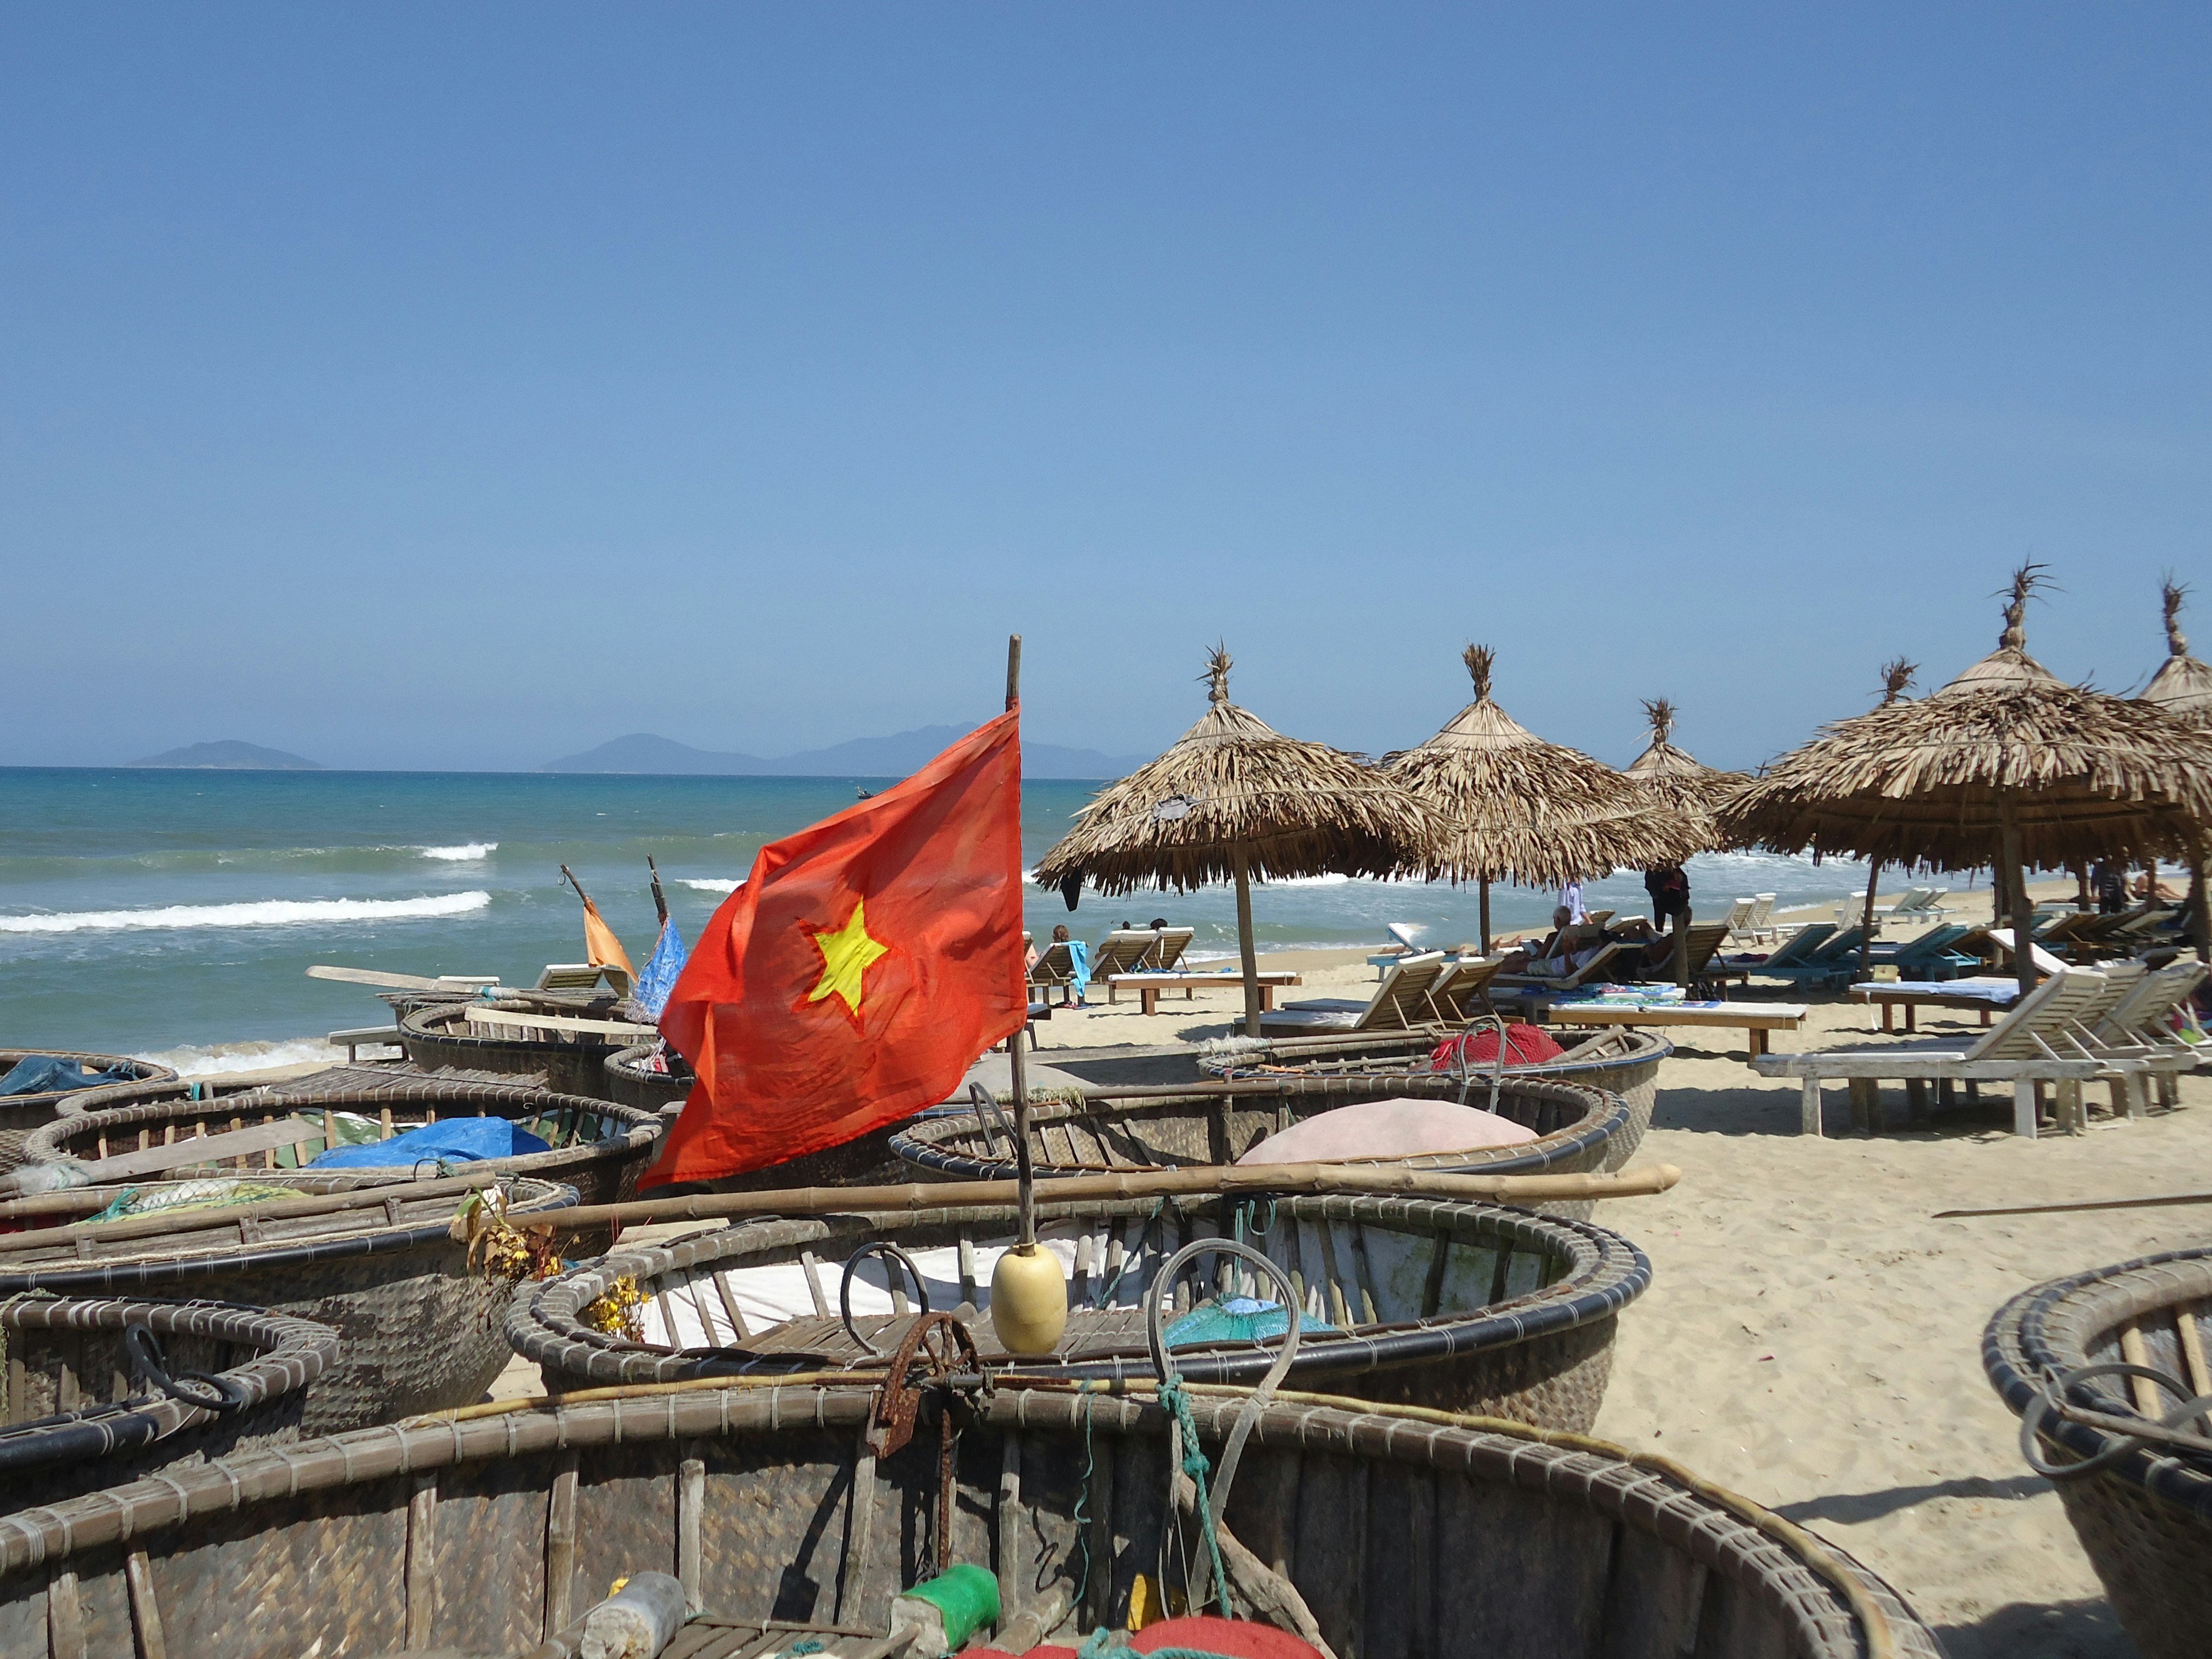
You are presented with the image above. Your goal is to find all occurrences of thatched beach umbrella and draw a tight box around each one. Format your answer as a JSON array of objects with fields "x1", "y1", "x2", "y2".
[
  {"x1": 1719, "y1": 567, "x2": 2212, "y2": 998},
  {"x1": 1380, "y1": 646, "x2": 1709, "y2": 953},
  {"x1": 1032, "y1": 646, "x2": 1443, "y2": 1037},
  {"x1": 2137, "y1": 579, "x2": 2212, "y2": 959},
  {"x1": 1622, "y1": 698, "x2": 1747, "y2": 819}
]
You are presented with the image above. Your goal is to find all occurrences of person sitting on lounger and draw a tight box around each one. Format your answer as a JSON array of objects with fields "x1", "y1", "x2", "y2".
[{"x1": 1499, "y1": 907, "x2": 1607, "y2": 977}]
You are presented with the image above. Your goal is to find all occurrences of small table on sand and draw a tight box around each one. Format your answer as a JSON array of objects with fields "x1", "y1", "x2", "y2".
[
  {"x1": 1107, "y1": 971, "x2": 1302, "y2": 1016},
  {"x1": 1537, "y1": 998, "x2": 1810, "y2": 1058},
  {"x1": 1849, "y1": 980, "x2": 2017, "y2": 1033}
]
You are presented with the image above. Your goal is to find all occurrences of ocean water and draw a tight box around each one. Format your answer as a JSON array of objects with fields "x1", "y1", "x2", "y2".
[{"x1": 0, "y1": 766, "x2": 1892, "y2": 1073}]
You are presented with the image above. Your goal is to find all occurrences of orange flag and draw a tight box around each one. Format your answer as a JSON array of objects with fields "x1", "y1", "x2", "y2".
[
  {"x1": 641, "y1": 711, "x2": 1025, "y2": 1186},
  {"x1": 582, "y1": 897, "x2": 635, "y2": 982}
]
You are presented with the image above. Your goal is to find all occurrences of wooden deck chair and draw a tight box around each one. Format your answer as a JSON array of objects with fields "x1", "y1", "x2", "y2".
[
  {"x1": 536, "y1": 963, "x2": 632, "y2": 998},
  {"x1": 1429, "y1": 954, "x2": 1506, "y2": 1021},
  {"x1": 1743, "y1": 893, "x2": 1779, "y2": 944},
  {"x1": 1028, "y1": 942, "x2": 1079, "y2": 1006},
  {"x1": 1142, "y1": 926, "x2": 1197, "y2": 972},
  {"x1": 1872, "y1": 887, "x2": 1933, "y2": 920},
  {"x1": 1261, "y1": 952, "x2": 1451, "y2": 1036},
  {"x1": 1730, "y1": 921, "x2": 1834, "y2": 974},
  {"x1": 1492, "y1": 940, "x2": 1629, "y2": 994},
  {"x1": 1088, "y1": 930, "x2": 1162, "y2": 982},
  {"x1": 1719, "y1": 897, "x2": 1755, "y2": 938}
]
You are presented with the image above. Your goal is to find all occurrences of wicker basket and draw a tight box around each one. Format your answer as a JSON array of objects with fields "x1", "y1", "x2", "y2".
[
  {"x1": 509, "y1": 1192, "x2": 1649, "y2": 1429},
  {"x1": 1984, "y1": 1245, "x2": 2212, "y2": 1659},
  {"x1": 0, "y1": 1379, "x2": 1941, "y2": 1657},
  {"x1": 401, "y1": 1000, "x2": 634, "y2": 1099},
  {"x1": 0, "y1": 1051, "x2": 177, "y2": 1172},
  {"x1": 1196, "y1": 1025, "x2": 1671, "y2": 1172},
  {"x1": 604, "y1": 1041, "x2": 691, "y2": 1112},
  {"x1": 895, "y1": 1075, "x2": 1630, "y2": 1221},
  {"x1": 0, "y1": 1176, "x2": 578, "y2": 1435},
  {"x1": 16, "y1": 1065, "x2": 660, "y2": 1207},
  {"x1": 0, "y1": 1295, "x2": 337, "y2": 1511}
]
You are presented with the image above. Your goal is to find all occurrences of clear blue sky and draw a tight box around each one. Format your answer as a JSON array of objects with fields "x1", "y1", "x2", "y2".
[{"x1": 4, "y1": 6, "x2": 2206, "y2": 772}]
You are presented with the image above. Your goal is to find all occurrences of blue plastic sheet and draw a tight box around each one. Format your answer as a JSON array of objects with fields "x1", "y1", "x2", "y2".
[
  {"x1": 308, "y1": 1116, "x2": 551, "y2": 1169},
  {"x1": 635, "y1": 919, "x2": 688, "y2": 1020},
  {"x1": 1162, "y1": 1296, "x2": 1337, "y2": 1349},
  {"x1": 0, "y1": 1056, "x2": 138, "y2": 1097}
]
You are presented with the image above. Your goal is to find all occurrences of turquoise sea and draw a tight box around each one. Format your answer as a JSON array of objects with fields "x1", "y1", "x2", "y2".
[{"x1": 0, "y1": 766, "x2": 1886, "y2": 1073}]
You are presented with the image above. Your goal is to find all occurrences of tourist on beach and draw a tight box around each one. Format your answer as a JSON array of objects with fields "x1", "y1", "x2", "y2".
[
  {"x1": 2092, "y1": 861, "x2": 2127, "y2": 914},
  {"x1": 1644, "y1": 864, "x2": 1690, "y2": 932},
  {"x1": 2133, "y1": 866, "x2": 2179, "y2": 903},
  {"x1": 1559, "y1": 878, "x2": 1586, "y2": 924}
]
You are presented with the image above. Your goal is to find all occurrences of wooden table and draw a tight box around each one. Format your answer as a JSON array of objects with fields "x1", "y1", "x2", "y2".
[
  {"x1": 1849, "y1": 985, "x2": 2013, "y2": 1032},
  {"x1": 1107, "y1": 971, "x2": 1301, "y2": 1015},
  {"x1": 1539, "y1": 999, "x2": 1809, "y2": 1058}
]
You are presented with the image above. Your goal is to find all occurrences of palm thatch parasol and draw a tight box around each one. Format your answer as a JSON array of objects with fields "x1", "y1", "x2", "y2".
[
  {"x1": 1622, "y1": 697, "x2": 1747, "y2": 817},
  {"x1": 1031, "y1": 646, "x2": 1444, "y2": 1036},
  {"x1": 1380, "y1": 646, "x2": 1709, "y2": 953},
  {"x1": 1719, "y1": 566, "x2": 2212, "y2": 997},
  {"x1": 2137, "y1": 579, "x2": 2212, "y2": 960}
]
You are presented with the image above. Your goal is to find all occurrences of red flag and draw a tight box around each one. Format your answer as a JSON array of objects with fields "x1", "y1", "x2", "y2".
[{"x1": 641, "y1": 711, "x2": 1025, "y2": 1186}]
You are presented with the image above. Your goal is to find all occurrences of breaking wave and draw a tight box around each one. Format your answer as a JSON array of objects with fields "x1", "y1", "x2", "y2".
[
  {"x1": 0, "y1": 892, "x2": 492, "y2": 934},
  {"x1": 679, "y1": 878, "x2": 744, "y2": 893},
  {"x1": 418, "y1": 842, "x2": 497, "y2": 861}
]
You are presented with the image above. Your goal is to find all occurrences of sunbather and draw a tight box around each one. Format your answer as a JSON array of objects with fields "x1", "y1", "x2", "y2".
[{"x1": 1500, "y1": 911, "x2": 1673, "y2": 978}]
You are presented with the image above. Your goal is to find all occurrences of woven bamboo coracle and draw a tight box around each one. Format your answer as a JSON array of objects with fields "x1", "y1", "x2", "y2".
[
  {"x1": 21, "y1": 1065, "x2": 660, "y2": 1207},
  {"x1": 0, "y1": 1378, "x2": 1942, "y2": 1657},
  {"x1": 0, "y1": 1051, "x2": 177, "y2": 1172},
  {"x1": 892, "y1": 1075, "x2": 1642, "y2": 1221},
  {"x1": 401, "y1": 999, "x2": 639, "y2": 1100},
  {"x1": 1983, "y1": 1245, "x2": 2212, "y2": 1659},
  {"x1": 0, "y1": 1294, "x2": 337, "y2": 1512},
  {"x1": 508, "y1": 1191, "x2": 1646, "y2": 1426},
  {"x1": 1192, "y1": 1025, "x2": 1670, "y2": 1166},
  {"x1": 604, "y1": 1041, "x2": 691, "y2": 1113},
  {"x1": 0, "y1": 1176, "x2": 579, "y2": 1434}
]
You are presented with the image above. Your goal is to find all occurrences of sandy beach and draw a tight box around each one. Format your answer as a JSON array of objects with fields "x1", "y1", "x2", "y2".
[{"x1": 248, "y1": 875, "x2": 2199, "y2": 1657}]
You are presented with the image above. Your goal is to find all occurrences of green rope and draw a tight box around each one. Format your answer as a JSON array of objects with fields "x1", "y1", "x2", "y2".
[
  {"x1": 1099, "y1": 1199, "x2": 1168, "y2": 1309},
  {"x1": 1230, "y1": 1198, "x2": 1275, "y2": 1245},
  {"x1": 1157, "y1": 1375, "x2": 1232, "y2": 1618},
  {"x1": 1070, "y1": 1393, "x2": 1098, "y2": 1609}
]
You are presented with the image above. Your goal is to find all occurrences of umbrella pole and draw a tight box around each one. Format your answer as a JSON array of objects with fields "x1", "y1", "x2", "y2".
[
  {"x1": 2189, "y1": 850, "x2": 2209, "y2": 965},
  {"x1": 1004, "y1": 632, "x2": 1035, "y2": 1247},
  {"x1": 1233, "y1": 844, "x2": 1262, "y2": 1039},
  {"x1": 1858, "y1": 861, "x2": 1881, "y2": 986},
  {"x1": 1998, "y1": 795, "x2": 2036, "y2": 1002},
  {"x1": 1479, "y1": 877, "x2": 1491, "y2": 958}
]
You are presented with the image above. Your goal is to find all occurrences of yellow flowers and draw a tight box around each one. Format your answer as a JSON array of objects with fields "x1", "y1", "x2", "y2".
[{"x1": 582, "y1": 1275, "x2": 646, "y2": 1340}]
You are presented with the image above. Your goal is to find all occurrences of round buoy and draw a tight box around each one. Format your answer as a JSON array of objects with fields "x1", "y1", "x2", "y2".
[{"x1": 989, "y1": 1242, "x2": 1067, "y2": 1355}]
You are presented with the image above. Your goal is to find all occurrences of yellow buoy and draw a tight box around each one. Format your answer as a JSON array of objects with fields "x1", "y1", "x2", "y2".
[{"x1": 989, "y1": 1242, "x2": 1067, "y2": 1355}]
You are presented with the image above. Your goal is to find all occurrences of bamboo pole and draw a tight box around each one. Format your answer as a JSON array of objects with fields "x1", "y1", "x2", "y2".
[
  {"x1": 1935, "y1": 1187, "x2": 2212, "y2": 1219},
  {"x1": 648, "y1": 855, "x2": 670, "y2": 929},
  {"x1": 1233, "y1": 845, "x2": 1262, "y2": 1039},
  {"x1": 1006, "y1": 632, "x2": 1037, "y2": 1248},
  {"x1": 1478, "y1": 876, "x2": 1491, "y2": 959},
  {"x1": 1858, "y1": 860, "x2": 1881, "y2": 986},
  {"x1": 1998, "y1": 796, "x2": 2036, "y2": 1002},
  {"x1": 2189, "y1": 851, "x2": 2209, "y2": 965}
]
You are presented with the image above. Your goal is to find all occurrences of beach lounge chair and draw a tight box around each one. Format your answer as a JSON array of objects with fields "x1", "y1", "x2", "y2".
[
  {"x1": 1866, "y1": 923, "x2": 1978, "y2": 981},
  {"x1": 1262, "y1": 951, "x2": 1458, "y2": 1036},
  {"x1": 1086, "y1": 926, "x2": 1195, "y2": 983},
  {"x1": 1718, "y1": 897, "x2": 1755, "y2": 939},
  {"x1": 1869, "y1": 887, "x2": 1933, "y2": 921},
  {"x1": 1753, "y1": 969, "x2": 2112, "y2": 1137},
  {"x1": 1743, "y1": 925, "x2": 1869, "y2": 990},
  {"x1": 2076, "y1": 960, "x2": 2209, "y2": 1113},
  {"x1": 535, "y1": 963, "x2": 632, "y2": 998},
  {"x1": 1490, "y1": 940, "x2": 1630, "y2": 998},
  {"x1": 1724, "y1": 921, "x2": 1834, "y2": 978},
  {"x1": 1028, "y1": 942, "x2": 1081, "y2": 1007},
  {"x1": 1741, "y1": 893, "x2": 1780, "y2": 944},
  {"x1": 1431, "y1": 953, "x2": 1506, "y2": 1019}
]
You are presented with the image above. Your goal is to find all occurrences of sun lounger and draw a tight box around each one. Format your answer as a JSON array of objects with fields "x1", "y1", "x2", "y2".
[
  {"x1": 1982, "y1": 927, "x2": 2072, "y2": 978},
  {"x1": 1753, "y1": 968, "x2": 2111, "y2": 1138},
  {"x1": 1088, "y1": 926, "x2": 1195, "y2": 982},
  {"x1": 536, "y1": 963, "x2": 632, "y2": 998},
  {"x1": 1491, "y1": 940, "x2": 1629, "y2": 995},
  {"x1": 1262, "y1": 951, "x2": 1456, "y2": 1036},
  {"x1": 1741, "y1": 925, "x2": 1869, "y2": 990},
  {"x1": 1724, "y1": 921, "x2": 1834, "y2": 977},
  {"x1": 1869, "y1": 886, "x2": 1933, "y2": 921},
  {"x1": 1028, "y1": 941, "x2": 1080, "y2": 1007},
  {"x1": 2076, "y1": 960, "x2": 2210, "y2": 1114},
  {"x1": 1742, "y1": 893, "x2": 1780, "y2": 944},
  {"x1": 1542, "y1": 996, "x2": 1809, "y2": 1059},
  {"x1": 1850, "y1": 978, "x2": 2020, "y2": 1032},
  {"x1": 1865, "y1": 923, "x2": 1978, "y2": 982},
  {"x1": 1108, "y1": 968, "x2": 1302, "y2": 1014}
]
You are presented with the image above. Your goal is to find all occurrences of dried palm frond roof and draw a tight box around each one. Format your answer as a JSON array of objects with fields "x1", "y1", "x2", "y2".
[
  {"x1": 1379, "y1": 645, "x2": 1709, "y2": 888},
  {"x1": 2141, "y1": 578, "x2": 2212, "y2": 725},
  {"x1": 1622, "y1": 696, "x2": 1749, "y2": 816},
  {"x1": 1031, "y1": 645, "x2": 1444, "y2": 895},
  {"x1": 1718, "y1": 566, "x2": 2212, "y2": 869}
]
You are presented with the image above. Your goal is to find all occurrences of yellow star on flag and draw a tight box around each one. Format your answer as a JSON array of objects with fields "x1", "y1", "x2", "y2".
[{"x1": 806, "y1": 898, "x2": 889, "y2": 1020}]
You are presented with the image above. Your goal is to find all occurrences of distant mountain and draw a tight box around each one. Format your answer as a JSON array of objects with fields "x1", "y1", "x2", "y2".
[
  {"x1": 543, "y1": 728, "x2": 1142, "y2": 780},
  {"x1": 129, "y1": 740, "x2": 324, "y2": 771}
]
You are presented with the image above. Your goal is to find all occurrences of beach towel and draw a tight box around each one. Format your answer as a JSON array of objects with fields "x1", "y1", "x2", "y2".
[
  {"x1": 309, "y1": 1116, "x2": 550, "y2": 1169},
  {"x1": 1430, "y1": 1025, "x2": 1563, "y2": 1070},
  {"x1": 1066, "y1": 940, "x2": 1090, "y2": 988},
  {"x1": 0, "y1": 1055, "x2": 138, "y2": 1097}
]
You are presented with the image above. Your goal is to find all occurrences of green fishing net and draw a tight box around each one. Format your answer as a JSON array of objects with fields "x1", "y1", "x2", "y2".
[
  {"x1": 90, "y1": 1180, "x2": 308, "y2": 1224},
  {"x1": 1162, "y1": 1296, "x2": 1337, "y2": 1349}
]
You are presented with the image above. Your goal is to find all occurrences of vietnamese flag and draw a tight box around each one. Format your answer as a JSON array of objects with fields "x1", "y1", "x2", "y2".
[{"x1": 640, "y1": 710, "x2": 1026, "y2": 1187}]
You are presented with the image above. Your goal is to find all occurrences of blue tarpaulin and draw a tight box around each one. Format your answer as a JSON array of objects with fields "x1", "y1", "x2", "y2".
[
  {"x1": 0, "y1": 1056, "x2": 138, "y2": 1097},
  {"x1": 309, "y1": 1116, "x2": 551, "y2": 1169},
  {"x1": 635, "y1": 919, "x2": 688, "y2": 1020}
]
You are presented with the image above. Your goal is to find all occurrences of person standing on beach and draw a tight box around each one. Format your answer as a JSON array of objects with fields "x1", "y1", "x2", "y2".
[
  {"x1": 1559, "y1": 879, "x2": 1586, "y2": 925},
  {"x1": 2092, "y1": 861, "x2": 2127, "y2": 914},
  {"x1": 1645, "y1": 864, "x2": 1690, "y2": 932}
]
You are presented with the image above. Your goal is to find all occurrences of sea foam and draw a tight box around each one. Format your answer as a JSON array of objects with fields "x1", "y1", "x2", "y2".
[
  {"x1": 138, "y1": 1036, "x2": 366, "y2": 1078},
  {"x1": 419, "y1": 842, "x2": 497, "y2": 861},
  {"x1": 680, "y1": 878, "x2": 743, "y2": 893},
  {"x1": 0, "y1": 892, "x2": 492, "y2": 934}
]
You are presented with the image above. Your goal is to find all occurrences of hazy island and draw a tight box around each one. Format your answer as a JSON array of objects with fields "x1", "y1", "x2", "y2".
[{"x1": 128, "y1": 741, "x2": 325, "y2": 771}]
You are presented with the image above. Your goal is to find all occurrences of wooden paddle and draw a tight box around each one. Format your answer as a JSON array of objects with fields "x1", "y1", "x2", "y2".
[
  {"x1": 0, "y1": 1161, "x2": 1681, "y2": 1256},
  {"x1": 1934, "y1": 1188, "x2": 2212, "y2": 1219}
]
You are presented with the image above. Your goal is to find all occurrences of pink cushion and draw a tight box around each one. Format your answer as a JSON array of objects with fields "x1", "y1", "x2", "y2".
[{"x1": 1235, "y1": 1098, "x2": 1539, "y2": 1165}]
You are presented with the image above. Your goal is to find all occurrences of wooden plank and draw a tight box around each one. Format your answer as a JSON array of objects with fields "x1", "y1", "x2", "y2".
[
  {"x1": 63, "y1": 1116, "x2": 326, "y2": 1183},
  {"x1": 838, "y1": 1426, "x2": 880, "y2": 1626},
  {"x1": 800, "y1": 1253, "x2": 832, "y2": 1319},
  {"x1": 544, "y1": 1452, "x2": 579, "y2": 1638},
  {"x1": 959, "y1": 1235, "x2": 978, "y2": 1308},
  {"x1": 1315, "y1": 1219, "x2": 1353, "y2": 1331},
  {"x1": 997, "y1": 1431, "x2": 1027, "y2": 1626},
  {"x1": 710, "y1": 1270, "x2": 750, "y2": 1342},
  {"x1": 679, "y1": 1453, "x2": 706, "y2": 1613},
  {"x1": 47, "y1": 1567, "x2": 84, "y2": 1659},
  {"x1": 1347, "y1": 1219, "x2": 1381, "y2": 1325},
  {"x1": 308, "y1": 964, "x2": 495, "y2": 990},
  {"x1": 2119, "y1": 1323, "x2": 2164, "y2": 1418},
  {"x1": 461, "y1": 1004, "x2": 659, "y2": 1039},
  {"x1": 405, "y1": 1473, "x2": 438, "y2": 1650},
  {"x1": 124, "y1": 1549, "x2": 168, "y2": 1659}
]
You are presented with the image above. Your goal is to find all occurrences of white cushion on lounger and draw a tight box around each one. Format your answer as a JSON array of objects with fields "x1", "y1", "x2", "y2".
[{"x1": 1235, "y1": 1099, "x2": 1538, "y2": 1165}]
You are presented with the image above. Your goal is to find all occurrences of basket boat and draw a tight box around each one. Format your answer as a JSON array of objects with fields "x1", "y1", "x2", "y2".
[
  {"x1": 508, "y1": 1192, "x2": 1648, "y2": 1427},
  {"x1": 0, "y1": 1295, "x2": 337, "y2": 1512},
  {"x1": 0, "y1": 1052, "x2": 177, "y2": 1172},
  {"x1": 1983, "y1": 1245, "x2": 2212, "y2": 1659},
  {"x1": 893, "y1": 1077, "x2": 1631, "y2": 1220},
  {"x1": 605, "y1": 1041, "x2": 691, "y2": 1113},
  {"x1": 0, "y1": 1175, "x2": 578, "y2": 1435},
  {"x1": 402, "y1": 999, "x2": 639, "y2": 1100},
  {"x1": 1195, "y1": 1026, "x2": 1671, "y2": 1172},
  {"x1": 15, "y1": 1064, "x2": 660, "y2": 1207},
  {"x1": 0, "y1": 1378, "x2": 1941, "y2": 1658}
]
